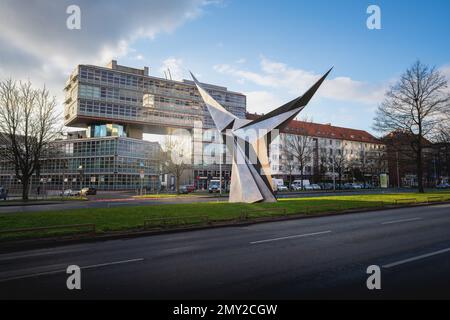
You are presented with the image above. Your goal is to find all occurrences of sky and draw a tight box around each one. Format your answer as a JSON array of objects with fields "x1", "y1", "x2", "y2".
[{"x1": 0, "y1": 0, "x2": 449, "y2": 136}]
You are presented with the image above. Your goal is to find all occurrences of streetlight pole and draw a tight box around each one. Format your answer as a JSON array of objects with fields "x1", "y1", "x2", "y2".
[
  {"x1": 332, "y1": 155, "x2": 336, "y2": 192},
  {"x1": 219, "y1": 145, "x2": 222, "y2": 197},
  {"x1": 433, "y1": 154, "x2": 438, "y2": 186},
  {"x1": 396, "y1": 151, "x2": 400, "y2": 188},
  {"x1": 78, "y1": 165, "x2": 83, "y2": 191}
]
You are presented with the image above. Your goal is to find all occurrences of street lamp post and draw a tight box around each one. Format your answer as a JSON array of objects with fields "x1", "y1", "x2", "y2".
[
  {"x1": 396, "y1": 151, "x2": 400, "y2": 188},
  {"x1": 219, "y1": 145, "x2": 222, "y2": 197},
  {"x1": 332, "y1": 156, "x2": 336, "y2": 192},
  {"x1": 78, "y1": 165, "x2": 83, "y2": 190}
]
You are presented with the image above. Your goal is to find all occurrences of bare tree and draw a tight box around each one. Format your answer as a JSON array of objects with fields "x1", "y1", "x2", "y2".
[
  {"x1": 373, "y1": 61, "x2": 450, "y2": 192},
  {"x1": 280, "y1": 147, "x2": 295, "y2": 189},
  {"x1": 161, "y1": 134, "x2": 192, "y2": 194},
  {"x1": 284, "y1": 129, "x2": 313, "y2": 189},
  {"x1": 0, "y1": 79, "x2": 61, "y2": 200},
  {"x1": 332, "y1": 150, "x2": 349, "y2": 188}
]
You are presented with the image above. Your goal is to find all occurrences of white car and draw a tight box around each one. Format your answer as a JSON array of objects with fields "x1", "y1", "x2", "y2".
[
  {"x1": 310, "y1": 184, "x2": 322, "y2": 190},
  {"x1": 277, "y1": 185, "x2": 288, "y2": 192},
  {"x1": 60, "y1": 189, "x2": 79, "y2": 196},
  {"x1": 290, "y1": 183, "x2": 302, "y2": 191}
]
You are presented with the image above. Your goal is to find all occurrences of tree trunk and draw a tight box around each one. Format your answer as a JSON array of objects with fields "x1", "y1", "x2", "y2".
[
  {"x1": 22, "y1": 176, "x2": 30, "y2": 201},
  {"x1": 300, "y1": 167, "x2": 304, "y2": 189},
  {"x1": 417, "y1": 144, "x2": 424, "y2": 193},
  {"x1": 176, "y1": 174, "x2": 180, "y2": 194}
]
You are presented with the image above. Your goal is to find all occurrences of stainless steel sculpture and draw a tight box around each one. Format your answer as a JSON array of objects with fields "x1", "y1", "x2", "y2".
[{"x1": 191, "y1": 68, "x2": 332, "y2": 203}]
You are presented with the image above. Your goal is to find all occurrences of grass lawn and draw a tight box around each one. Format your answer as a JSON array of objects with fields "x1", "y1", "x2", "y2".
[{"x1": 1, "y1": 191, "x2": 449, "y2": 241}]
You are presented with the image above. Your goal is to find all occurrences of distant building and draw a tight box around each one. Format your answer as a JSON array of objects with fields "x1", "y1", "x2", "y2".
[
  {"x1": 246, "y1": 113, "x2": 387, "y2": 185},
  {"x1": 383, "y1": 131, "x2": 438, "y2": 188}
]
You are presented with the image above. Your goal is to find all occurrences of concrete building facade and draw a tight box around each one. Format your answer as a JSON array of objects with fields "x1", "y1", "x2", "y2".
[{"x1": 63, "y1": 60, "x2": 246, "y2": 191}]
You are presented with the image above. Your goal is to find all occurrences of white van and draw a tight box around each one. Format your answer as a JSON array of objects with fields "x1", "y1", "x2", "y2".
[
  {"x1": 272, "y1": 178, "x2": 287, "y2": 191},
  {"x1": 291, "y1": 179, "x2": 310, "y2": 190}
]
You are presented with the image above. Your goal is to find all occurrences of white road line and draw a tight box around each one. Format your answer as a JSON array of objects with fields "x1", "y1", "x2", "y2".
[
  {"x1": 250, "y1": 230, "x2": 331, "y2": 245},
  {"x1": 0, "y1": 258, "x2": 144, "y2": 283},
  {"x1": 382, "y1": 248, "x2": 450, "y2": 269},
  {"x1": 80, "y1": 258, "x2": 144, "y2": 270},
  {"x1": 381, "y1": 217, "x2": 422, "y2": 225}
]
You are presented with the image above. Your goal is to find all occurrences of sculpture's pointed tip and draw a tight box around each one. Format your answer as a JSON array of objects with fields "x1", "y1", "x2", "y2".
[
  {"x1": 323, "y1": 66, "x2": 333, "y2": 78},
  {"x1": 189, "y1": 71, "x2": 199, "y2": 84}
]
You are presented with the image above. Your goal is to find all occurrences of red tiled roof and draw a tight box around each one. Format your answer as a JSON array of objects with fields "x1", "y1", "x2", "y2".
[{"x1": 246, "y1": 112, "x2": 382, "y2": 144}]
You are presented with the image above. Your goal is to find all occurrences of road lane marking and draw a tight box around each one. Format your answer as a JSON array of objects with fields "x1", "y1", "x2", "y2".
[
  {"x1": 0, "y1": 258, "x2": 144, "y2": 283},
  {"x1": 382, "y1": 248, "x2": 450, "y2": 269},
  {"x1": 80, "y1": 258, "x2": 144, "y2": 270},
  {"x1": 381, "y1": 217, "x2": 422, "y2": 225},
  {"x1": 250, "y1": 230, "x2": 331, "y2": 245}
]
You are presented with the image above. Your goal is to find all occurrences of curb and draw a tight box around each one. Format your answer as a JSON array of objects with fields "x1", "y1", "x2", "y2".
[
  {"x1": 1, "y1": 200, "x2": 450, "y2": 253},
  {"x1": 0, "y1": 201, "x2": 64, "y2": 207}
]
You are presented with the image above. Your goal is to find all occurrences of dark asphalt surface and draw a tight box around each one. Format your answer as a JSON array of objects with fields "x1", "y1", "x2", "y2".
[{"x1": 1, "y1": 203, "x2": 450, "y2": 299}]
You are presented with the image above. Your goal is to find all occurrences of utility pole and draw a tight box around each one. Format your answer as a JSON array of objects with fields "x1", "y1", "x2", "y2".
[
  {"x1": 332, "y1": 155, "x2": 336, "y2": 192},
  {"x1": 219, "y1": 144, "x2": 222, "y2": 197},
  {"x1": 396, "y1": 151, "x2": 400, "y2": 188},
  {"x1": 434, "y1": 154, "x2": 438, "y2": 186}
]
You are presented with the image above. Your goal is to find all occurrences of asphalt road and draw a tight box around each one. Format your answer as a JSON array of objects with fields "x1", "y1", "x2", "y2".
[{"x1": 1, "y1": 204, "x2": 450, "y2": 299}]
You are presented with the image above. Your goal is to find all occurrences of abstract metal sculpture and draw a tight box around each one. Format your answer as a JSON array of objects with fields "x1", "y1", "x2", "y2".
[{"x1": 191, "y1": 68, "x2": 332, "y2": 203}]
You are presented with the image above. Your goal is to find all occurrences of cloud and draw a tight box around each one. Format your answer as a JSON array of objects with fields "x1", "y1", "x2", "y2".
[
  {"x1": 160, "y1": 57, "x2": 186, "y2": 81},
  {"x1": 244, "y1": 91, "x2": 283, "y2": 115},
  {"x1": 0, "y1": 0, "x2": 208, "y2": 103},
  {"x1": 214, "y1": 57, "x2": 388, "y2": 105}
]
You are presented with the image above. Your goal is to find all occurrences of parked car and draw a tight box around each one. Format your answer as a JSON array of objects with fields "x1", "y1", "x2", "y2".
[
  {"x1": 180, "y1": 185, "x2": 194, "y2": 193},
  {"x1": 290, "y1": 183, "x2": 303, "y2": 191},
  {"x1": 344, "y1": 183, "x2": 362, "y2": 190},
  {"x1": 277, "y1": 185, "x2": 289, "y2": 192},
  {"x1": 208, "y1": 180, "x2": 221, "y2": 193},
  {"x1": 179, "y1": 185, "x2": 189, "y2": 194},
  {"x1": 436, "y1": 182, "x2": 450, "y2": 189},
  {"x1": 310, "y1": 184, "x2": 322, "y2": 190},
  {"x1": 318, "y1": 183, "x2": 333, "y2": 190},
  {"x1": 0, "y1": 186, "x2": 7, "y2": 200},
  {"x1": 303, "y1": 185, "x2": 315, "y2": 191},
  {"x1": 81, "y1": 187, "x2": 97, "y2": 195}
]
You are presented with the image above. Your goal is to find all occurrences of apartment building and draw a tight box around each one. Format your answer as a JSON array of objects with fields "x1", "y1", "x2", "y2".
[{"x1": 246, "y1": 114, "x2": 387, "y2": 185}]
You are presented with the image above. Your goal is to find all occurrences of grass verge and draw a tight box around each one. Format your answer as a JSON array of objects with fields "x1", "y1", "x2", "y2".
[{"x1": 1, "y1": 191, "x2": 449, "y2": 242}]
